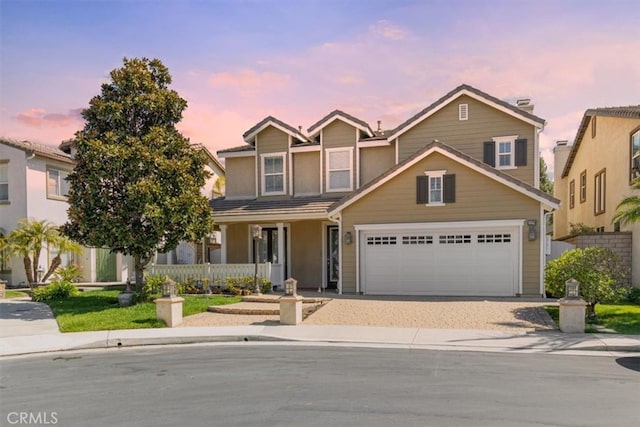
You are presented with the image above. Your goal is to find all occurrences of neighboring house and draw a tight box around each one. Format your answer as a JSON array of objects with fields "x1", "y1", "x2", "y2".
[
  {"x1": 212, "y1": 84, "x2": 560, "y2": 296},
  {"x1": 0, "y1": 138, "x2": 131, "y2": 285},
  {"x1": 553, "y1": 106, "x2": 640, "y2": 287}
]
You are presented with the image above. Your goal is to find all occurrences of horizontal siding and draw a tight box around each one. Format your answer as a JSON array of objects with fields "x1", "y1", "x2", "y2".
[
  {"x1": 227, "y1": 224, "x2": 249, "y2": 263},
  {"x1": 323, "y1": 120, "x2": 357, "y2": 195},
  {"x1": 398, "y1": 95, "x2": 536, "y2": 186},
  {"x1": 257, "y1": 126, "x2": 290, "y2": 197},
  {"x1": 290, "y1": 220, "x2": 323, "y2": 288},
  {"x1": 340, "y1": 152, "x2": 541, "y2": 294},
  {"x1": 293, "y1": 151, "x2": 320, "y2": 196},
  {"x1": 360, "y1": 145, "x2": 395, "y2": 187},
  {"x1": 224, "y1": 157, "x2": 255, "y2": 199}
]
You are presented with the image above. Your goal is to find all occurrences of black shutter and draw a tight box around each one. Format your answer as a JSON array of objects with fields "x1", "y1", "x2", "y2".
[
  {"x1": 416, "y1": 176, "x2": 428, "y2": 204},
  {"x1": 443, "y1": 174, "x2": 456, "y2": 203},
  {"x1": 483, "y1": 141, "x2": 495, "y2": 166},
  {"x1": 515, "y1": 138, "x2": 527, "y2": 166}
]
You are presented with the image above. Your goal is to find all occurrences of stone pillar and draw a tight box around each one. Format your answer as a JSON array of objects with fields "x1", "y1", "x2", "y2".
[
  {"x1": 558, "y1": 298, "x2": 587, "y2": 333},
  {"x1": 155, "y1": 296, "x2": 185, "y2": 327},
  {"x1": 279, "y1": 294, "x2": 304, "y2": 325}
]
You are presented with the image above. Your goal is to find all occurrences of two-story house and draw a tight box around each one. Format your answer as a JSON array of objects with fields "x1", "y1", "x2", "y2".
[
  {"x1": 553, "y1": 106, "x2": 640, "y2": 287},
  {"x1": 212, "y1": 84, "x2": 559, "y2": 296}
]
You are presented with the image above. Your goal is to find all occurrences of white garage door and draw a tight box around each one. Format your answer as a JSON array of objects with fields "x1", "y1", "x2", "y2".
[{"x1": 360, "y1": 223, "x2": 520, "y2": 296}]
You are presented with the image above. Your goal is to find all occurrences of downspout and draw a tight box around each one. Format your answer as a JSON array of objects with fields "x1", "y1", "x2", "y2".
[{"x1": 327, "y1": 212, "x2": 342, "y2": 295}]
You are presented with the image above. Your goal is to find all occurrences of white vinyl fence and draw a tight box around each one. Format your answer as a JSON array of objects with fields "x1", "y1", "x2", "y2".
[{"x1": 147, "y1": 263, "x2": 272, "y2": 286}]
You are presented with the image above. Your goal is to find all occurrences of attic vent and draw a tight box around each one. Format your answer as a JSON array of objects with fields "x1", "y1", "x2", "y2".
[{"x1": 458, "y1": 104, "x2": 468, "y2": 121}]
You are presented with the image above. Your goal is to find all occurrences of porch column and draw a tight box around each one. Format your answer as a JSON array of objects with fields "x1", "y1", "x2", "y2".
[
  {"x1": 277, "y1": 222, "x2": 285, "y2": 286},
  {"x1": 220, "y1": 224, "x2": 228, "y2": 264}
]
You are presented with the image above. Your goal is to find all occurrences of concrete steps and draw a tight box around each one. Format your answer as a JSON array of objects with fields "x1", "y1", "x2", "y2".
[{"x1": 208, "y1": 294, "x2": 331, "y2": 316}]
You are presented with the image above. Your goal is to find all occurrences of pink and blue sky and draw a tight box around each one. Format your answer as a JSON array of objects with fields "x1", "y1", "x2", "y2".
[{"x1": 1, "y1": 0, "x2": 639, "y2": 175}]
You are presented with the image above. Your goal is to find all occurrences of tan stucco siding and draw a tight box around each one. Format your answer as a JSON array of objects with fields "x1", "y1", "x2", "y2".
[
  {"x1": 397, "y1": 95, "x2": 537, "y2": 186},
  {"x1": 293, "y1": 151, "x2": 320, "y2": 196},
  {"x1": 339, "y1": 152, "x2": 542, "y2": 295},
  {"x1": 290, "y1": 220, "x2": 323, "y2": 288},
  {"x1": 224, "y1": 156, "x2": 256, "y2": 199},
  {"x1": 555, "y1": 116, "x2": 640, "y2": 237},
  {"x1": 226, "y1": 224, "x2": 250, "y2": 263},
  {"x1": 257, "y1": 126, "x2": 290, "y2": 197},
  {"x1": 360, "y1": 145, "x2": 395, "y2": 186}
]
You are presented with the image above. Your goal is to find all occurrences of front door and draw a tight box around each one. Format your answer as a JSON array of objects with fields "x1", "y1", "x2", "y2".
[
  {"x1": 96, "y1": 248, "x2": 116, "y2": 282},
  {"x1": 326, "y1": 226, "x2": 339, "y2": 289},
  {"x1": 254, "y1": 227, "x2": 288, "y2": 279}
]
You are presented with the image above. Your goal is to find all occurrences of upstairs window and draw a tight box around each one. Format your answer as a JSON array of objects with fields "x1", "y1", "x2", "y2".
[
  {"x1": 594, "y1": 169, "x2": 606, "y2": 215},
  {"x1": 417, "y1": 171, "x2": 455, "y2": 205},
  {"x1": 326, "y1": 148, "x2": 353, "y2": 192},
  {"x1": 458, "y1": 104, "x2": 468, "y2": 121},
  {"x1": 631, "y1": 128, "x2": 640, "y2": 182},
  {"x1": 261, "y1": 154, "x2": 285, "y2": 195},
  {"x1": 591, "y1": 116, "x2": 597, "y2": 139},
  {"x1": 579, "y1": 170, "x2": 587, "y2": 203},
  {"x1": 47, "y1": 167, "x2": 70, "y2": 199},
  {"x1": 569, "y1": 179, "x2": 575, "y2": 209},
  {"x1": 483, "y1": 136, "x2": 527, "y2": 169},
  {"x1": 0, "y1": 161, "x2": 8, "y2": 202}
]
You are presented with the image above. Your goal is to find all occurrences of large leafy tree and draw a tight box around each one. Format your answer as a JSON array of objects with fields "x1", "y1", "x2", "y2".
[
  {"x1": 8, "y1": 219, "x2": 81, "y2": 288},
  {"x1": 612, "y1": 179, "x2": 640, "y2": 227},
  {"x1": 539, "y1": 157, "x2": 553, "y2": 195},
  {"x1": 63, "y1": 57, "x2": 213, "y2": 289}
]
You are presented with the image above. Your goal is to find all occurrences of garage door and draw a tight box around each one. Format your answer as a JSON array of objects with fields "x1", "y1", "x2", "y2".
[{"x1": 360, "y1": 223, "x2": 520, "y2": 296}]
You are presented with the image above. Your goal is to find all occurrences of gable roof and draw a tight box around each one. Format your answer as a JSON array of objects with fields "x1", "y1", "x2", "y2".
[
  {"x1": 1, "y1": 138, "x2": 74, "y2": 164},
  {"x1": 328, "y1": 140, "x2": 559, "y2": 216},
  {"x1": 307, "y1": 109, "x2": 374, "y2": 137},
  {"x1": 562, "y1": 105, "x2": 640, "y2": 178},
  {"x1": 242, "y1": 116, "x2": 308, "y2": 144},
  {"x1": 192, "y1": 144, "x2": 225, "y2": 177},
  {"x1": 387, "y1": 84, "x2": 546, "y2": 141}
]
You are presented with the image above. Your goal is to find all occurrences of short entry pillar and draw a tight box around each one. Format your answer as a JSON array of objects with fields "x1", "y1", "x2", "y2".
[
  {"x1": 280, "y1": 278, "x2": 303, "y2": 325},
  {"x1": 558, "y1": 278, "x2": 587, "y2": 333},
  {"x1": 155, "y1": 279, "x2": 184, "y2": 327}
]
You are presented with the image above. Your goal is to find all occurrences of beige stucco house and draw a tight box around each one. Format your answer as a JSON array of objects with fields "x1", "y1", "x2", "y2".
[
  {"x1": 213, "y1": 84, "x2": 559, "y2": 296},
  {"x1": 553, "y1": 106, "x2": 640, "y2": 286}
]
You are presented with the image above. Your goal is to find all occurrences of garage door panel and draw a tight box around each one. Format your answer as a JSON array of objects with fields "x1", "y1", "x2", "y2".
[{"x1": 361, "y1": 226, "x2": 519, "y2": 296}]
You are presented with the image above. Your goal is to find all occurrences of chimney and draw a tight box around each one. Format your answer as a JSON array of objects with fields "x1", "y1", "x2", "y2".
[
  {"x1": 298, "y1": 126, "x2": 302, "y2": 132},
  {"x1": 377, "y1": 120, "x2": 382, "y2": 132},
  {"x1": 553, "y1": 140, "x2": 571, "y2": 181},
  {"x1": 516, "y1": 98, "x2": 534, "y2": 114}
]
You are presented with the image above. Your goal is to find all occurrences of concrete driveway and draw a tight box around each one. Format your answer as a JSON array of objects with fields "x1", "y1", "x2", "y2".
[{"x1": 0, "y1": 297, "x2": 61, "y2": 337}]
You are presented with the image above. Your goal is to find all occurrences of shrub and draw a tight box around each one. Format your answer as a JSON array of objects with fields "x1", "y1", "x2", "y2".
[
  {"x1": 137, "y1": 274, "x2": 170, "y2": 302},
  {"x1": 32, "y1": 281, "x2": 79, "y2": 302},
  {"x1": 627, "y1": 287, "x2": 640, "y2": 304},
  {"x1": 545, "y1": 247, "x2": 630, "y2": 319},
  {"x1": 53, "y1": 264, "x2": 82, "y2": 283},
  {"x1": 225, "y1": 276, "x2": 271, "y2": 295},
  {"x1": 180, "y1": 278, "x2": 211, "y2": 294}
]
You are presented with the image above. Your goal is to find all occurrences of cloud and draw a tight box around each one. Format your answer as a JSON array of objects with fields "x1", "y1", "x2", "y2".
[
  {"x1": 369, "y1": 20, "x2": 408, "y2": 41},
  {"x1": 15, "y1": 108, "x2": 83, "y2": 128}
]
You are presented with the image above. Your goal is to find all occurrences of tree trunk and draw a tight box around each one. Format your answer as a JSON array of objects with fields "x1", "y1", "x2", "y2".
[
  {"x1": 32, "y1": 248, "x2": 41, "y2": 284},
  {"x1": 586, "y1": 302, "x2": 597, "y2": 321},
  {"x1": 23, "y1": 256, "x2": 34, "y2": 289},
  {"x1": 42, "y1": 256, "x2": 62, "y2": 283},
  {"x1": 133, "y1": 255, "x2": 148, "y2": 292}
]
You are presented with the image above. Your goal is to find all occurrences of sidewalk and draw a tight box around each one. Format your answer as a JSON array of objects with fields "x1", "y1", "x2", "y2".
[{"x1": 2, "y1": 298, "x2": 640, "y2": 357}]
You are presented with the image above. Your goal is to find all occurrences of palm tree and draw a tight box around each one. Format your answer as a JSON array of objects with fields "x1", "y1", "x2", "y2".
[
  {"x1": 41, "y1": 237, "x2": 82, "y2": 282},
  {"x1": 7, "y1": 218, "x2": 72, "y2": 288},
  {"x1": 612, "y1": 180, "x2": 640, "y2": 227}
]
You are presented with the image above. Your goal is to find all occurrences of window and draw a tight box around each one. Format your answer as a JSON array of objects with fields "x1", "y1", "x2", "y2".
[
  {"x1": 458, "y1": 104, "x2": 468, "y2": 121},
  {"x1": 579, "y1": 170, "x2": 587, "y2": 203},
  {"x1": 483, "y1": 136, "x2": 527, "y2": 169},
  {"x1": 631, "y1": 128, "x2": 640, "y2": 182},
  {"x1": 591, "y1": 116, "x2": 597, "y2": 139},
  {"x1": 261, "y1": 154, "x2": 285, "y2": 195},
  {"x1": 326, "y1": 148, "x2": 352, "y2": 192},
  {"x1": 47, "y1": 168, "x2": 70, "y2": 199},
  {"x1": 0, "y1": 161, "x2": 8, "y2": 202},
  {"x1": 594, "y1": 169, "x2": 606, "y2": 215},
  {"x1": 416, "y1": 171, "x2": 455, "y2": 205},
  {"x1": 569, "y1": 179, "x2": 575, "y2": 209}
]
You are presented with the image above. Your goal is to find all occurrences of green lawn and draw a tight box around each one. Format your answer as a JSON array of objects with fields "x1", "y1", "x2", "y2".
[
  {"x1": 4, "y1": 290, "x2": 29, "y2": 299},
  {"x1": 45, "y1": 289, "x2": 241, "y2": 333},
  {"x1": 545, "y1": 303, "x2": 640, "y2": 335}
]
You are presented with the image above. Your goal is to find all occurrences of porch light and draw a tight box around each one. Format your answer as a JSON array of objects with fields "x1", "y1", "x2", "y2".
[
  {"x1": 565, "y1": 279, "x2": 580, "y2": 299},
  {"x1": 344, "y1": 231, "x2": 353, "y2": 245},
  {"x1": 284, "y1": 278, "x2": 298, "y2": 296},
  {"x1": 162, "y1": 279, "x2": 177, "y2": 297}
]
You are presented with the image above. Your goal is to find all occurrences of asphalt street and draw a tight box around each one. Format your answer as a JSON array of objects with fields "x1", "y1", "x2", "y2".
[{"x1": 1, "y1": 344, "x2": 639, "y2": 426}]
